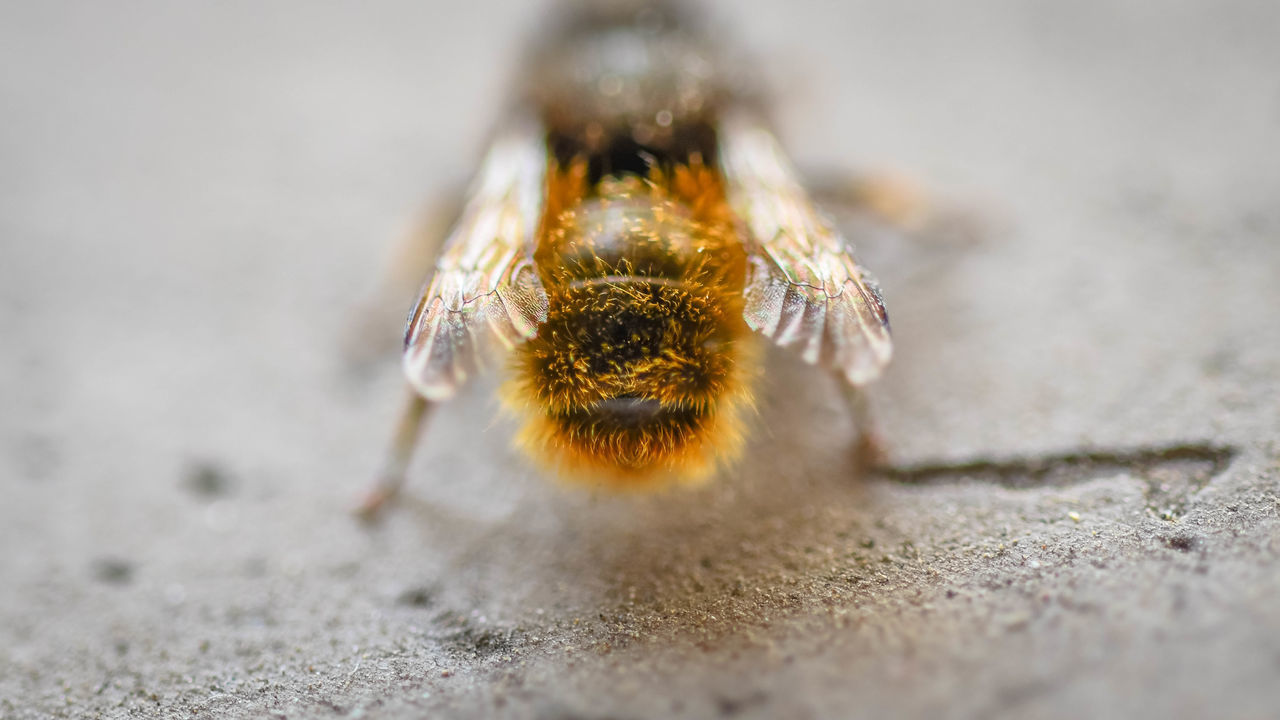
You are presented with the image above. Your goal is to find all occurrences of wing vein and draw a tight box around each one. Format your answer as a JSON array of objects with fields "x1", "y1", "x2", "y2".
[{"x1": 720, "y1": 110, "x2": 892, "y2": 386}]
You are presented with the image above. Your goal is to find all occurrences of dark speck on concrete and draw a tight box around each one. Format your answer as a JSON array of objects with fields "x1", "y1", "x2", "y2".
[
  {"x1": 90, "y1": 558, "x2": 134, "y2": 585},
  {"x1": 715, "y1": 690, "x2": 768, "y2": 716},
  {"x1": 397, "y1": 585, "x2": 438, "y2": 608},
  {"x1": 184, "y1": 460, "x2": 232, "y2": 499}
]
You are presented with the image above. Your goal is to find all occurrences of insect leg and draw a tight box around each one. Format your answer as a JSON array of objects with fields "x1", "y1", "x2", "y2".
[
  {"x1": 840, "y1": 381, "x2": 887, "y2": 473},
  {"x1": 355, "y1": 390, "x2": 434, "y2": 521}
]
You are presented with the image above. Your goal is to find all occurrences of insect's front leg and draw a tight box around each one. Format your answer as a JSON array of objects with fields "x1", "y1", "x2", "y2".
[
  {"x1": 355, "y1": 390, "x2": 434, "y2": 522},
  {"x1": 839, "y1": 380, "x2": 887, "y2": 473}
]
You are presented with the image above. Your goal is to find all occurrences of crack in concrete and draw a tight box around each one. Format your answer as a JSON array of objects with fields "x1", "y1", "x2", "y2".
[{"x1": 874, "y1": 442, "x2": 1238, "y2": 502}]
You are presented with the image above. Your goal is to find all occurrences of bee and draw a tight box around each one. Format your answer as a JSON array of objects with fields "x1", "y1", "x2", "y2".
[{"x1": 358, "y1": 0, "x2": 894, "y2": 518}]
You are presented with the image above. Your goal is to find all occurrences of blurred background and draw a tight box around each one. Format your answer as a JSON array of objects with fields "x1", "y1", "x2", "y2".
[{"x1": 3, "y1": 1, "x2": 1278, "y2": 718}]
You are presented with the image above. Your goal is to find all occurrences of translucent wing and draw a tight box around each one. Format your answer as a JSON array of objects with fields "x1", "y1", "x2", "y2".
[
  {"x1": 403, "y1": 116, "x2": 550, "y2": 399},
  {"x1": 718, "y1": 111, "x2": 892, "y2": 386}
]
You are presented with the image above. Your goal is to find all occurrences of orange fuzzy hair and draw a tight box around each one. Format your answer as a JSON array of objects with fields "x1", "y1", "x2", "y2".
[{"x1": 504, "y1": 158, "x2": 757, "y2": 488}]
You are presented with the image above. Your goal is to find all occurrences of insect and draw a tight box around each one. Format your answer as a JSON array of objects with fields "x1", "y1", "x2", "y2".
[{"x1": 358, "y1": 0, "x2": 896, "y2": 518}]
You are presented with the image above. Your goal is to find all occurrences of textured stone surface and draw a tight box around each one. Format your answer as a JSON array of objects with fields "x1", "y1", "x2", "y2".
[{"x1": 2, "y1": 1, "x2": 1278, "y2": 718}]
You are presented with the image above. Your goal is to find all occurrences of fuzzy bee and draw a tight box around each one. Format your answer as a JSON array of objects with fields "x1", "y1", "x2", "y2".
[{"x1": 358, "y1": 0, "x2": 895, "y2": 517}]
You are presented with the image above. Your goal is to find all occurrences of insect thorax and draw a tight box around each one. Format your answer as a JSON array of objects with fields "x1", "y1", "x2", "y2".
[{"x1": 527, "y1": 0, "x2": 727, "y2": 176}]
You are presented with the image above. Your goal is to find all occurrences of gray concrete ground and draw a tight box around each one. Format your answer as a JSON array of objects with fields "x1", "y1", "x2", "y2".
[{"x1": 2, "y1": 1, "x2": 1279, "y2": 718}]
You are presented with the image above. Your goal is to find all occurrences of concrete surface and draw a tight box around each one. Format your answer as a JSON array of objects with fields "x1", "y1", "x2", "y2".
[{"x1": 2, "y1": 1, "x2": 1279, "y2": 718}]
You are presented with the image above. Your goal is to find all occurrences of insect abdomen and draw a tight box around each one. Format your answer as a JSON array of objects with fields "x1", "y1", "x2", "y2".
[{"x1": 507, "y1": 178, "x2": 755, "y2": 485}]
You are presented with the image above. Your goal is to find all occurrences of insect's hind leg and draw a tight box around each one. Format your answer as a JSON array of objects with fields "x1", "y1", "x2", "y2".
[
  {"x1": 355, "y1": 390, "x2": 434, "y2": 522},
  {"x1": 840, "y1": 382, "x2": 887, "y2": 473}
]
